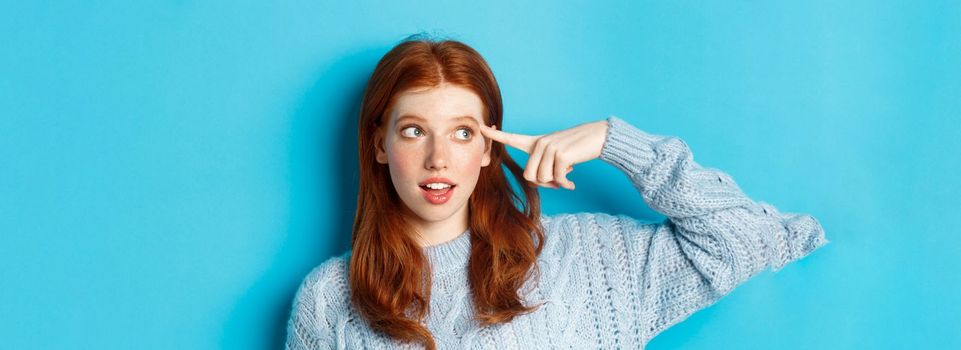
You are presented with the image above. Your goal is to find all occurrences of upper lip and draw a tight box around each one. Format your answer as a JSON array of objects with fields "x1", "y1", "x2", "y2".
[{"x1": 419, "y1": 177, "x2": 456, "y2": 187}]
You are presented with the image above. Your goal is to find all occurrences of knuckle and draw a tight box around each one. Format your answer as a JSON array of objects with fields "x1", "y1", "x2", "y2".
[
  {"x1": 554, "y1": 152, "x2": 566, "y2": 163},
  {"x1": 534, "y1": 138, "x2": 547, "y2": 149}
]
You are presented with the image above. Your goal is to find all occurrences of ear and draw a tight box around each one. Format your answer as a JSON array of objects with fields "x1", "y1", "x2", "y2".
[
  {"x1": 481, "y1": 134, "x2": 492, "y2": 167},
  {"x1": 374, "y1": 128, "x2": 388, "y2": 164}
]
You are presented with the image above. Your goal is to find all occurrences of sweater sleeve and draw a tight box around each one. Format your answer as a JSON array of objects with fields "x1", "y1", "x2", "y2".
[{"x1": 587, "y1": 115, "x2": 829, "y2": 344}]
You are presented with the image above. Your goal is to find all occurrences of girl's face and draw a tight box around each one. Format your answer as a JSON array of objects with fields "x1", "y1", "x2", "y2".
[{"x1": 376, "y1": 83, "x2": 492, "y2": 226}]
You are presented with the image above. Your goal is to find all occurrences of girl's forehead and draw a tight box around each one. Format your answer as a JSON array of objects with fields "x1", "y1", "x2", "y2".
[{"x1": 389, "y1": 87, "x2": 485, "y2": 125}]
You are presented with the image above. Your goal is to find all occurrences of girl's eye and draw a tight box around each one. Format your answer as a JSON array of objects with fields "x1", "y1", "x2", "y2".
[
  {"x1": 455, "y1": 127, "x2": 473, "y2": 140},
  {"x1": 400, "y1": 127, "x2": 422, "y2": 138}
]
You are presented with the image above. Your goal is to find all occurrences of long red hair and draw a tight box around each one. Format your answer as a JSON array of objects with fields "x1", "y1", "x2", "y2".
[{"x1": 349, "y1": 34, "x2": 545, "y2": 349}]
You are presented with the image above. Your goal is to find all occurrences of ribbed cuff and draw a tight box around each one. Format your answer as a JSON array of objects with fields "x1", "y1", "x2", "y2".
[
  {"x1": 598, "y1": 115, "x2": 660, "y2": 177},
  {"x1": 751, "y1": 202, "x2": 831, "y2": 272}
]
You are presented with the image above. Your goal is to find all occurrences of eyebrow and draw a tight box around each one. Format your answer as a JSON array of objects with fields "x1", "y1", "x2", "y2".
[{"x1": 396, "y1": 114, "x2": 479, "y2": 127}]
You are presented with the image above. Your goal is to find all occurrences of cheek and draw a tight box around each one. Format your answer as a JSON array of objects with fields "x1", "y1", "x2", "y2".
[
  {"x1": 458, "y1": 143, "x2": 487, "y2": 170},
  {"x1": 466, "y1": 149, "x2": 485, "y2": 168},
  {"x1": 387, "y1": 146, "x2": 421, "y2": 176}
]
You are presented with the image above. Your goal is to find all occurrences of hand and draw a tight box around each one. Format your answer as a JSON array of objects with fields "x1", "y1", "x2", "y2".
[{"x1": 479, "y1": 119, "x2": 609, "y2": 190}]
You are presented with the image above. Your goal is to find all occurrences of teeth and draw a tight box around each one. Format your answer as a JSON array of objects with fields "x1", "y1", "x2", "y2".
[{"x1": 424, "y1": 183, "x2": 451, "y2": 190}]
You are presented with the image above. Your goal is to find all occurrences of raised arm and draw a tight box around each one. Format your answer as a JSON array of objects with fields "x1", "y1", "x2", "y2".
[
  {"x1": 480, "y1": 116, "x2": 829, "y2": 344},
  {"x1": 590, "y1": 115, "x2": 830, "y2": 343}
]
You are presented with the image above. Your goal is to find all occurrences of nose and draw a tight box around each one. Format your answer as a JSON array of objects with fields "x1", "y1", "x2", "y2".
[{"x1": 424, "y1": 136, "x2": 449, "y2": 170}]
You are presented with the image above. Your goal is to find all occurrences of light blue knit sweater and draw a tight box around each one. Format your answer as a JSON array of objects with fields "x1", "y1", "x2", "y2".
[{"x1": 285, "y1": 116, "x2": 830, "y2": 349}]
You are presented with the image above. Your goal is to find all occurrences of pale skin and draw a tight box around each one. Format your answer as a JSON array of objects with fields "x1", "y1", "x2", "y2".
[
  {"x1": 376, "y1": 84, "x2": 609, "y2": 247},
  {"x1": 479, "y1": 120, "x2": 609, "y2": 191}
]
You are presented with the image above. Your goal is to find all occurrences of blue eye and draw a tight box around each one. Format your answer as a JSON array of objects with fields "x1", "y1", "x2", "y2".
[
  {"x1": 455, "y1": 127, "x2": 473, "y2": 140},
  {"x1": 401, "y1": 126, "x2": 422, "y2": 138}
]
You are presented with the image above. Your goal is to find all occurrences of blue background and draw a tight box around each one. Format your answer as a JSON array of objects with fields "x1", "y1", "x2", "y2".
[{"x1": 2, "y1": 1, "x2": 959, "y2": 349}]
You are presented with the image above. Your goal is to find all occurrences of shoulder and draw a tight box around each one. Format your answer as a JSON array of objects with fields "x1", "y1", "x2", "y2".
[
  {"x1": 532, "y1": 212, "x2": 656, "y2": 297},
  {"x1": 538, "y1": 211, "x2": 660, "y2": 257},
  {"x1": 540, "y1": 211, "x2": 650, "y2": 238},
  {"x1": 300, "y1": 253, "x2": 350, "y2": 290},
  {"x1": 291, "y1": 252, "x2": 352, "y2": 317},
  {"x1": 286, "y1": 253, "x2": 353, "y2": 348},
  {"x1": 537, "y1": 212, "x2": 618, "y2": 253}
]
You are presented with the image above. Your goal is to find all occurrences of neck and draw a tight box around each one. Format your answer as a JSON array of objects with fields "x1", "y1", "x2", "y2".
[{"x1": 410, "y1": 203, "x2": 470, "y2": 247}]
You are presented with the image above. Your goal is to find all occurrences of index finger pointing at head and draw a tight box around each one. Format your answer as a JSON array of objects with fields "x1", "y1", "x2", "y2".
[{"x1": 480, "y1": 124, "x2": 536, "y2": 154}]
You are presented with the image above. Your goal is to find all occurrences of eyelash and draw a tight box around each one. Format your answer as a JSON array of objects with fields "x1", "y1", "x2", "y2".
[{"x1": 401, "y1": 125, "x2": 474, "y2": 140}]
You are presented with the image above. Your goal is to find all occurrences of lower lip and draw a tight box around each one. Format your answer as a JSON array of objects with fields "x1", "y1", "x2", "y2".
[{"x1": 420, "y1": 185, "x2": 455, "y2": 205}]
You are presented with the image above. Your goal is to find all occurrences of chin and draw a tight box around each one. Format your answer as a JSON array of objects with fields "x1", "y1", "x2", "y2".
[
  {"x1": 413, "y1": 212, "x2": 451, "y2": 223},
  {"x1": 402, "y1": 196, "x2": 464, "y2": 221},
  {"x1": 412, "y1": 204, "x2": 461, "y2": 222}
]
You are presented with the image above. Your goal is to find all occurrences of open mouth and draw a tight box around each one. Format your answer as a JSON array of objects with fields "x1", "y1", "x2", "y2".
[
  {"x1": 419, "y1": 184, "x2": 455, "y2": 195},
  {"x1": 419, "y1": 184, "x2": 456, "y2": 204}
]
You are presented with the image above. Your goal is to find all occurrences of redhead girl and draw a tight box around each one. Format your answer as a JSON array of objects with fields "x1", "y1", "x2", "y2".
[{"x1": 285, "y1": 35, "x2": 829, "y2": 350}]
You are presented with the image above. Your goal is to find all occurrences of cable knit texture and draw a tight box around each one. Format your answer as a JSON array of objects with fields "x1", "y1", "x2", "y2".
[{"x1": 285, "y1": 115, "x2": 830, "y2": 349}]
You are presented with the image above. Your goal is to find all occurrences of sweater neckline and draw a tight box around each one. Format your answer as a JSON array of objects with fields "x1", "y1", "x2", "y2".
[{"x1": 423, "y1": 228, "x2": 471, "y2": 276}]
